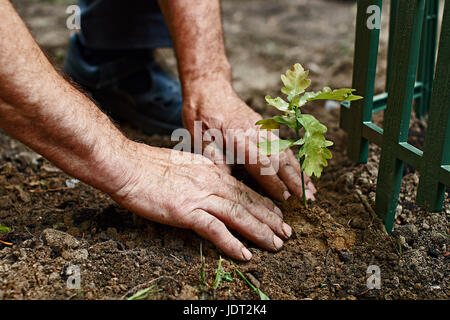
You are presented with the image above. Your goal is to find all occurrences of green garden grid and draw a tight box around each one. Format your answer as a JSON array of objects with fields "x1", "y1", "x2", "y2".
[{"x1": 340, "y1": 0, "x2": 449, "y2": 233}]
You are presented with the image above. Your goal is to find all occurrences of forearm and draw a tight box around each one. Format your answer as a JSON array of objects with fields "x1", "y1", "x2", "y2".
[
  {"x1": 0, "y1": 1, "x2": 134, "y2": 195},
  {"x1": 158, "y1": 0, "x2": 232, "y2": 92}
]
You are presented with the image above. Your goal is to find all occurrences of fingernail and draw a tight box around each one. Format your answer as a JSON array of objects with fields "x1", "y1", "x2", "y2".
[
  {"x1": 261, "y1": 158, "x2": 270, "y2": 166},
  {"x1": 273, "y1": 235, "x2": 283, "y2": 250},
  {"x1": 306, "y1": 190, "x2": 316, "y2": 201},
  {"x1": 283, "y1": 191, "x2": 291, "y2": 200},
  {"x1": 274, "y1": 206, "x2": 283, "y2": 217},
  {"x1": 308, "y1": 182, "x2": 317, "y2": 193},
  {"x1": 282, "y1": 223, "x2": 292, "y2": 238},
  {"x1": 242, "y1": 247, "x2": 252, "y2": 261}
]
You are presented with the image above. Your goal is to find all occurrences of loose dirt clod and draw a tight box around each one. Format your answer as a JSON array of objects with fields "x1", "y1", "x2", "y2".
[{"x1": 41, "y1": 228, "x2": 80, "y2": 250}]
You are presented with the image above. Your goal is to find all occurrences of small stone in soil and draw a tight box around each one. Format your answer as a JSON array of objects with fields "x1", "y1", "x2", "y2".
[
  {"x1": 41, "y1": 228, "x2": 80, "y2": 250},
  {"x1": 65, "y1": 179, "x2": 80, "y2": 188},
  {"x1": 14, "y1": 151, "x2": 42, "y2": 170},
  {"x1": 335, "y1": 172, "x2": 354, "y2": 193},
  {"x1": 427, "y1": 247, "x2": 440, "y2": 258},
  {"x1": 338, "y1": 251, "x2": 353, "y2": 263},
  {"x1": 350, "y1": 218, "x2": 368, "y2": 230}
]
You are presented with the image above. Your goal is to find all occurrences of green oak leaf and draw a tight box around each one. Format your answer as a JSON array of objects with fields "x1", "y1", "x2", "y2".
[
  {"x1": 272, "y1": 115, "x2": 297, "y2": 129},
  {"x1": 296, "y1": 114, "x2": 333, "y2": 177},
  {"x1": 304, "y1": 87, "x2": 363, "y2": 102},
  {"x1": 299, "y1": 133, "x2": 333, "y2": 178},
  {"x1": 297, "y1": 114, "x2": 327, "y2": 134},
  {"x1": 256, "y1": 118, "x2": 280, "y2": 130},
  {"x1": 256, "y1": 115, "x2": 297, "y2": 130},
  {"x1": 265, "y1": 95, "x2": 290, "y2": 112},
  {"x1": 298, "y1": 91, "x2": 318, "y2": 107},
  {"x1": 257, "y1": 138, "x2": 295, "y2": 155},
  {"x1": 290, "y1": 95, "x2": 302, "y2": 108},
  {"x1": 281, "y1": 63, "x2": 311, "y2": 101}
]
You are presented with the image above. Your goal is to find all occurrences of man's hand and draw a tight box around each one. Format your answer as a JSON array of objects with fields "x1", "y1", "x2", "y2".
[
  {"x1": 159, "y1": 0, "x2": 317, "y2": 202},
  {"x1": 182, "y1": 77, "x2": 317, "y2": 202},
  {"x1": 0, "y1": 1, "x2": 291, "y2": 261},
  {"x1": 110, "y1": 143, "x2": 291, "y2": 261}
]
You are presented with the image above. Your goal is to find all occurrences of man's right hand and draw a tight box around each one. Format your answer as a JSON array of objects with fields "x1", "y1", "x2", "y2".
[{"x1": 109, "y1": 142, "x2": 292, "y2": 261}]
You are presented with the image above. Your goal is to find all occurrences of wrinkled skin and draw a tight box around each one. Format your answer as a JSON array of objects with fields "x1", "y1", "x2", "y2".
[
  {"x1": 0, "y1": 0, "x2": 317, "y2": 262},
  {"x1": 110, "y1": 78, "x2": 317, "y2": 261},
  {"x1": 111, "y1": 143, "x2": 291, "y2": 261},
  {"x1": 158, "y1": 0, "x2": 316, "y2": 203},
  {"x1": 183, "y1": 78, "x2": 317, "y2": 203}
]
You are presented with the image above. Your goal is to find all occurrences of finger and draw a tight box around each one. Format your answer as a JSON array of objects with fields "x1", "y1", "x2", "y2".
[
  {"x1": 227, "y1": 129, "x2": 290, "y2": 201},
  {"x1": 286, "y1": 149, "x2": 317, "y2": 200},
  {"x1": 238, "y1": 188, "x2": 284, "y2": 219},
  {"x1": 210, "y1": 184, "x2": 289, "y2": 238},
  {"x1": 305, "y1": 189, "x2": 316, "y2": 201},
  {"x1": 307, "y1": 180, "x2": 317, "y2": 194},
  {"x1": 275, "y1": 150, "x2": 304, "y2": 198},
  {"x1": 187, "y1": 209, "x2": 252, "y2": 261},
  {"x1": 244, "y1": 142, "x2": 291, "y2": 202},
  {"x1": 219, "y1": 173, "x2": 283, "y2": 218},
  {"x1": 287, "y1": 151, "x2": 317, "y2": 192},
  {"x1": 201, "y1": 196, "x2": 284, "y2": 251}
]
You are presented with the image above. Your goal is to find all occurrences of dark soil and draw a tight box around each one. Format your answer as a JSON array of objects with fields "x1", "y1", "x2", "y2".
[{"x1": 0, "y1": 0, "x2": 448, "y2": 300}]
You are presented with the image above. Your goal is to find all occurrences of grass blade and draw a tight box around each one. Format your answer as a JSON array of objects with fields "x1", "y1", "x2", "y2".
[
  {"x1": 127, "y1": 285, "x2": 159, "y2": 300},
  {"x1": 230, "y1": 260, "x2": 269, "y2": 300},
  {"x1": 213, "y1": 256, "x2": 223, "y2": 289}
]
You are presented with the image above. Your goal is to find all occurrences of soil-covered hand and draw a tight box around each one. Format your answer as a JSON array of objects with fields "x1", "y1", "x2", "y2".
[
  {"x1": 182, "y1": 77, "x2": 317, "y2": 202},
  {"x1": 110, "y1": 142, "x2": 292, "y2": 261}
]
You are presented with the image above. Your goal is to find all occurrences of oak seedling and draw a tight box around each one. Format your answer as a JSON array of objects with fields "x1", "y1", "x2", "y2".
[{"x1": 256, "y1": 63, "x2": 363, "y2": 207}]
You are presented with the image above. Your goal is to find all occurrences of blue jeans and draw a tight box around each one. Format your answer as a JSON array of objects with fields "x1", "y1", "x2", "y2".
[{"x1": 78, "y1": 0, "x2": 172, "y2": 50}]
